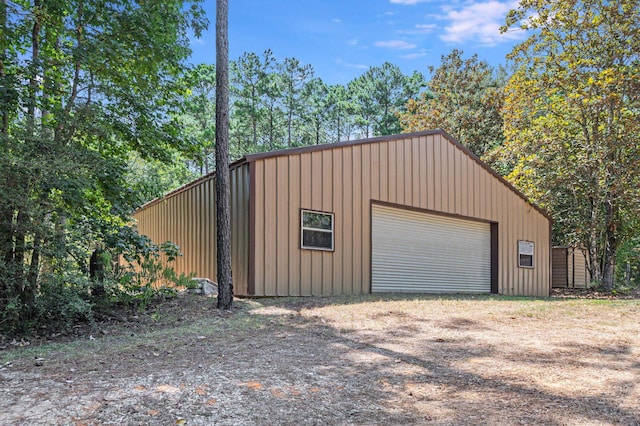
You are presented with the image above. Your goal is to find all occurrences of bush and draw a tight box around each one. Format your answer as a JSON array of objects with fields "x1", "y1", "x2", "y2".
[
  {"x1": 0, "y1": 225, "x2": 193, "y2": 338},
  {"x1": 0, "y1": 273, "x2": 94, "y2": 337}
]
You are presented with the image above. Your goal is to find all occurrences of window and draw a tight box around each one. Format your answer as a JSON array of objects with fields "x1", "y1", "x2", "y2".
[
  {"x1": 518, "y1": 240, "x2": 534, "y2": 268},
  {"x1": 301, "y1": 210, "x2": 334, "y2": 251}
]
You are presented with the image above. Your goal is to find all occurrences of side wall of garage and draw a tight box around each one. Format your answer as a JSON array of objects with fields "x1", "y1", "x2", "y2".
[
  {"x1": 133, "y1": 163, "x2": 251, "y2": 295},
  {"x1": 249, "y1": 131, "x2": 551, "y2": 297}
]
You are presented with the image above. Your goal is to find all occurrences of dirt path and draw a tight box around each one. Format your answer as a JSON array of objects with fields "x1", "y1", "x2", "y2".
[{"x1": 1, "y1": 294, "x2": 639, "y2": 425}]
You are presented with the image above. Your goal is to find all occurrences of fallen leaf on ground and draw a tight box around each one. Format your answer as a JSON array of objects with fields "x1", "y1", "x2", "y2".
[
  {"x1": 156, "y1": 385, "x2": 180, "y2": 393},
  {"x1": 270, "y1": 388, "x2": 286, "y2": 398},
  {"x1": 239, "y1": 381, "x2": 263, "y2": 390},
  {"x1": 287, "y1": 386, "x2": 302, "y2": 396}
]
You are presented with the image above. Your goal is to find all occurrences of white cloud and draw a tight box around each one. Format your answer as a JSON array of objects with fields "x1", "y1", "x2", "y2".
[
  {"x1": 332, "y1": 18, "x2": 342, "y2": 23},
  {"x1": 335, "y1": 59, "x2": 369, "y2": 69},
  {"x1": 390, "y1": 0, "x2": 431, "y2": 4},
  {"x1": 347, "y1": 38, "x2": 359, "y2": 46},
  {"x1": 398, "y1": 23, "x2": 438, "y2": 34},
  {"x1": 438, "y1": 0, "x2": 524, "y2": 46},
  {"x1": 401, "y1": 51, "x2": 428, "y2": 59},
  {"x1": 374, "y1": 40, "x2": 417, "y2": 50},
  {"x1": 346, "y1": 63, "x2": 370, "y2": 69}
]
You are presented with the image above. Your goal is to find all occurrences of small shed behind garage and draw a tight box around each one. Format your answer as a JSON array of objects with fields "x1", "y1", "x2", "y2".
[{"x1": 552, "y1": 247, "x2": 590, "y2": 288}]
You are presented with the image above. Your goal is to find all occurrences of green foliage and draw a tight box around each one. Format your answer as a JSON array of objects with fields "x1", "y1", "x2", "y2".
[
  {"x1": 113, "y1": 236, "x2": 196, "y2": 309},
  {"x1": 499, "y1": 0, "x2": 640, "y2": 289},
  {"x1": 349, "y1": 62, "x2": 425, "y2": 138},
  {"x1": 0, "y1": 0, "x2": 207, "y2": 336},
  {"x1": 0, "y1": 272, "x2": 94, "y2": 337},
  {"x1": 398, "y1": 49, "x2": 505, "y2": 161},
  {"x1": 177, "y1": 64, "x2": 217, "y2": 174},
  {"x1": 190, "y1": 53, "x2": 427, "y2": 159}
]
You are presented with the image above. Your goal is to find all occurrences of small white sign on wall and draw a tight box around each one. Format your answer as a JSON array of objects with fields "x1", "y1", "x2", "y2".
[{"x1": 519, "y1": 240, "x2": 534, "y2": 256}]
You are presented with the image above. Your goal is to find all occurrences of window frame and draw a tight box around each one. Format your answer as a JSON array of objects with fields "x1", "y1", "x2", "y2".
[
  {"x1": 518, "y1": 240, "x2": 535, "y2": 268},
  {"x1": 300, "y1": 209, "x2": 335, "y2": 251}
]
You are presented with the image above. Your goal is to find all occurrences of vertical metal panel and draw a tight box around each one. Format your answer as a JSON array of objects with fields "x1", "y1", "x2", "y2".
[
  {"x1": 311, "y1": 151, "x2": 323, "y2": 295},
  {"x1": 361, "y1": 144, "x2": 372, "y2": 295},
  {"x1": 254, "y1": 161, "x2": 265, "y2": 294},
  {"x1": 288, "y1": 155, "x2": 301, "y2": 296},
  {"x1": 276, "y1": 156, "x2": 289, "y2": 296},
  {"x1": 231, "y1": 164, "x2": 250, "y2": 296},
  {"x1": 371, "y1": 142, "x2": 380, "y2": 202},
  {"x1": 433, "y1": 137, "x2": 442, "y2": 211},
  {"x1": 418, "y1": 137, "x2": 428, "y2": 210},
  {"x1": 395, "y1": 140, "x2": 411, "y2": 204},
  {"x1": 412, "y1": 138, "x2": 420, "y2": 208},
  {"x1": 388, "y1": 141, "x2": 397, "y2": 204},
  {"x1": 460, "y1": 148, "x2": 468, "y2": 217},
  {"x1": 352, "y1": 145, "x2": 363, "y2": 294},
  {"x1": 441, "y1": 138, "x2": 451, "y2": 212},
  {"x1": 573, "y1": 248, "x2": 589, "y2": 288},
  {"x1": 342, "y1": 147, "x2": 354, "y2": 294},
  {"x1": 299, "y1": 153, "x2": 312, "y2": 296},
  {"x1": 455, "y1": 147, "x2": 463, "y2": 216},
  {"x1": 263, "y1": 158, "x2": 277, "y2": 296},
  {"x1": 427, "y1": 135, "x2": 435, "y2": 210},
  {"x1": 332, "y1": 148, "x2": 344, "y2": 295},
  {"x1": 322, "y1": 149, "x2": 334, "y2": 296},
  {"x1": 379, "y1": 142, "x2": 388, "y2": 202}
]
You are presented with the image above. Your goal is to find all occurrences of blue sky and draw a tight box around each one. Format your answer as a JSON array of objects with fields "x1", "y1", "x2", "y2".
[{"x1": 188, "y1": 0, "x2": 526, "y2": 85}]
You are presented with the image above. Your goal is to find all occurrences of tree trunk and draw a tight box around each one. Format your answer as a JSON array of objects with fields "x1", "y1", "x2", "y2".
[
  {"x1": 625, "y1": 261, "x2": 631, "y2": 287},
  {"x1": 601, "y1": 193, "x2": 617, "y2": 291},
  {"x1": 587, "y1": 196, "x2": 602, "y2": 285},
  {"x1": 215, "y1": 0, "x2": 233, "y2": 309},
  {"x1": 26, "y1": 233, "x2": 41, "y2": 287}
]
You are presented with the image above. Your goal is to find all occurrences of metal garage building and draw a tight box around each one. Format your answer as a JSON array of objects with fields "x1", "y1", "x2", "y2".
[{"x1": 134, "y1": 129, "x2": 552, "y2": 297}]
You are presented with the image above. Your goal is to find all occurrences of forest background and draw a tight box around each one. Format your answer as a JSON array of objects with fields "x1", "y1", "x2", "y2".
[{"x1": 1, "y1": 0, "x2": 638, "y2": 336}]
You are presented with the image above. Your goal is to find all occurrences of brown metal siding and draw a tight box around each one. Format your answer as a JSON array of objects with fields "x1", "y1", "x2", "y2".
[
  {"x1": 250, "y1": 132, "x2": 551, "y2": 297},
  {"x1": 552, "y1": 247, "x2": 589, "y2": 289},
  {"x1": 552, "y1": 247, "x2": 569, "y2": 287},
  {"x1": 134, "y1": 175, "x2": 217, "y2": 284},
  {"x1": 133, "y1": 164, "x2": 251, "y2": 295},
  {"x1": 231, "y1": 164, "x2": 250, "y2": 295}
]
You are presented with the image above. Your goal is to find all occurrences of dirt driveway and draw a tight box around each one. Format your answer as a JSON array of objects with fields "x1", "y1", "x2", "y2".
[{"x1": 1, "y1": 293, "x2": 639, "y2": 425}]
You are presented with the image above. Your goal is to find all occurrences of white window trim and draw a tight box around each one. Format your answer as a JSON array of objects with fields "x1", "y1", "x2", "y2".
[
  {"x1": 518, "y1": 240, "x2": 535, "y2": 268},
  {"x1": 301, "y1": 210, "x2": 334, "y2": 251}
]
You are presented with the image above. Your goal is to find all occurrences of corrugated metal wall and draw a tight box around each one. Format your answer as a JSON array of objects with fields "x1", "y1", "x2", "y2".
[
  {"x1": 552, "y1": 247, "x2": 589, "y2": 288},
  {"x1": 133, "y1": 163, "x2": 250, "y2": 293},
  {"x1": 231, "y1": 164, "x2": 250, "y2": 295},
  {"x1": 134, "y1": 175, "x2": 217, "y2": 284},
  {"x1": 552, "y1": 247, "x2": 568, "y2": 287},
  {"x1": 251, "y1": 132, "x2": 550, "y2": 297}
]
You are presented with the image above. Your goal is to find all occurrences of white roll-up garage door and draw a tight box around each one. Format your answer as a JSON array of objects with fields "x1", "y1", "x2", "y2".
[{"x1": 371, "y1": 204, "x2": 491, "y2": 293}]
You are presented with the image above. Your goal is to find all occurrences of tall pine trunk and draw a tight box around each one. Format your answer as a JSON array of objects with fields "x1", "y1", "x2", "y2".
[{"x1": 215, "y1": 0, "x2": 233, "y2": 309}]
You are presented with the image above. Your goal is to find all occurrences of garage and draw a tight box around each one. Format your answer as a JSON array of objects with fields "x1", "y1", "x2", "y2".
[
  {"x1": 371, "y1": 203, "x2": 493, "y2": 294},
  {"x1": 136, "y1": 130, "x2": 550, "y2": 297}
]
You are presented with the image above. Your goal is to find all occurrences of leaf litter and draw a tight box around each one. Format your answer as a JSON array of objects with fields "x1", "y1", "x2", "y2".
[{"x1": 0, "y1": 291, "x2": 639, "y2": 425}]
